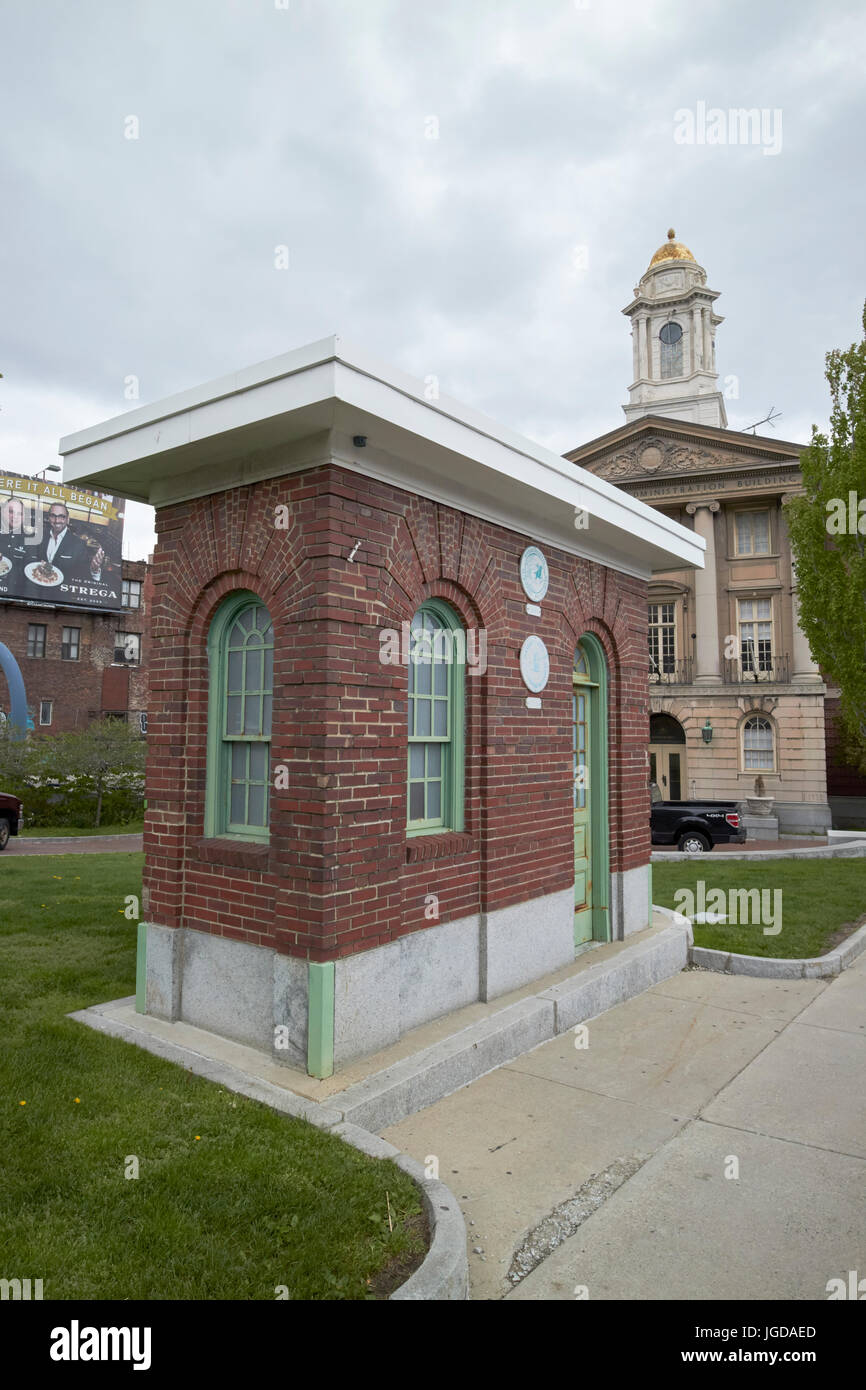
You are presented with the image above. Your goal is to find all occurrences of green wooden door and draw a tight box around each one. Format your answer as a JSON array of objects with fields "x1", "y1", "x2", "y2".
[{"x1": 573, "y1": 683, "x2": 592, "y2": 945}]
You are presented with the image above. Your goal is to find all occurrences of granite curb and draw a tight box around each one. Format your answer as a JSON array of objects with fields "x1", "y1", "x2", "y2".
[
  {"x1": 688, "y1": 920, "x2": 866, "y2": 979},
  {"x1": 651, "y1": 836, "x2": 866, "y2": 863}
]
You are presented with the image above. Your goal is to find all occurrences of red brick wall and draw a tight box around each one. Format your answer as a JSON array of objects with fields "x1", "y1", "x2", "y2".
[
  {"x1": 142, "y1": 463, "x2": 650, "y2": 962},
  {"x1": 0, "y1": 559, "x2": 150, "y2": 731}
]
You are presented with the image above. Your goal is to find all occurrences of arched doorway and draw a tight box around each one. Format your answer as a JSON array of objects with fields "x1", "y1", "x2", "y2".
[
  {"x1": 573, "y1": 636, "x2": 609, "y2": 945},
  {"x1": 649, "y1": 713, "x2": 686, "y2": 801}
]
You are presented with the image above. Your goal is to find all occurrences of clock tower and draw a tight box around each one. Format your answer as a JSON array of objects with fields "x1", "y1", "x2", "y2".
[{"x1": 622, "y1": 229, "x2": 727, "y2": 428}]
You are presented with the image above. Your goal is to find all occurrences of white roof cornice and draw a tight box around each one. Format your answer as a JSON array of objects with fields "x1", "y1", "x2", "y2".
[{"x1": 59, "y1": 335, "x2": 704, "y2": 580}]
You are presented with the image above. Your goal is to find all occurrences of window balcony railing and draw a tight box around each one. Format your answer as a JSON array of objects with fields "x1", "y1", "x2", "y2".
[
  {"x1": 649, "y1": 657, "x2": 693, "y2": 684},
  {"x1": 723, "y1": 653, "x2": 790, "y2": 684}
]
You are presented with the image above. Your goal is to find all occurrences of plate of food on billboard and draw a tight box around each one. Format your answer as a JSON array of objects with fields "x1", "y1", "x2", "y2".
[{"x1": 0, "y1": 472, "x2": 125, "y2": 611}]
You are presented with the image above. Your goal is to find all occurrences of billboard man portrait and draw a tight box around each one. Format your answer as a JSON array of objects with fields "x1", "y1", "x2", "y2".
[{"x1": 37, "y1": 502, "x2": 107, "y2": 583}]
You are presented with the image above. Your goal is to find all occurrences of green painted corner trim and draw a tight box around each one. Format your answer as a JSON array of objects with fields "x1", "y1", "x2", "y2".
[
  {"x1": 307, "y1": 961, "x2": 335, "y2": 1079},
  {"x1": 135, "y1": 921, "x2": 147, "y2": 1014}
]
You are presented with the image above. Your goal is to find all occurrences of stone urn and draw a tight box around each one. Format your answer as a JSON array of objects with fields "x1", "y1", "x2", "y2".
[{"x1": 746, "y1": 777, "x2": 774, "y2": 816}]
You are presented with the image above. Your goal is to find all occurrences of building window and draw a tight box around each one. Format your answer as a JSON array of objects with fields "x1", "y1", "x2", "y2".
[
  {"x1": 407, "y1": 600, "x2": 465, "y2": 834},
  {"x1": 122, "y1": 579, "x2": 142, "y2": 609},
  {"x1": 659, "y1": 320, "x2": 683, "y2": 378},
  {"x1": 735, "y1": 510, "x2": 770, "y2": 555},
  {"x1": 114, "y1": 632, "x2": 141, "y2": 665},
  {"x1": 61, "y1": 626, "x2": 81, "y2": 661},
  {"x1": 738, "y1": 599, "x2": 773, "y2": 674},
  {"x1": 743, "y1": 715, "x2": 775, "y2": 771},
  {"x1": 205, "y1": 594, "x2": 273, "y2": 840},
  {"x1": 39, "y1": 700, "x2": 53, "y2": 726},
  {"x1": 27, "y1": 624, "x2": 47, "y2": 659},
  {"x1": 648, "y1": 602, "x2": 676, "y2": 677}
]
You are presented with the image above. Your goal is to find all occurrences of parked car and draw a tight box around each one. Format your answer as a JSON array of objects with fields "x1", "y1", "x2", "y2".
[
  {"x1": 650, "y1": 781, "x2": 745, "y2": 853},
  {"x1": 0, "y1": 792, "x2": 24, "y2": 850}
]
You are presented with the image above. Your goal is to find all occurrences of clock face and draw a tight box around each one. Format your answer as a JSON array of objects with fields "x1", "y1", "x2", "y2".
[
  {"x1": 519, "y1": 635, "x2": 550, "y2": 694},
  {"x1": 519, "y1": 546, "x2": 549, "y2": 603}
]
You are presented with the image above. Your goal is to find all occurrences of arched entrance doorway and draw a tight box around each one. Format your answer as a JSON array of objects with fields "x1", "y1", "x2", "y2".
[
  {"x1": 573, "y1": 636, "x2": 609, "y2": 946},
  {"x1": 649, "y1": 713, "x2": 687, "y2": 801}
]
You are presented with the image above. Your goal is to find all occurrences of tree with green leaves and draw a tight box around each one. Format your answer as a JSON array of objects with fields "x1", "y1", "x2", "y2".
[
  {"x1": 785, "y1": 303, "x2": 866, "y2": 773},
  {"x1": 57, "y1": 717, "x2": 146, "y2": 827}
]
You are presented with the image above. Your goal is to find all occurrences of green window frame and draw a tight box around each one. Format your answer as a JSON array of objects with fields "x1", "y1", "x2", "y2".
[
  {"x1": 407, "y1": 600, "x2": 465, "y2": 835},
  {"x1": 205, "y1": 592, "x2": 274, "y2": 841}
]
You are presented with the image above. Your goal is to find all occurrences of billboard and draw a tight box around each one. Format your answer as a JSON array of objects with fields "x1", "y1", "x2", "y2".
[{"x1": 0, "y1": 472, "x2": 126, "y2": 612}]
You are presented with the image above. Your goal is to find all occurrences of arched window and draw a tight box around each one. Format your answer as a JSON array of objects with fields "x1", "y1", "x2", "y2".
[
  {"x1": 205, "y1": 593, "x2": 274, "y2": 840},
  {"x1": 742, "y1": 715, "x2": 774, "y2": 772},
  {"x1": 659, "y1": 320, "x2": 683, "y2": 378},
  {"x1": 407, "y1": 600, "x2": 465, "y2": 834}
]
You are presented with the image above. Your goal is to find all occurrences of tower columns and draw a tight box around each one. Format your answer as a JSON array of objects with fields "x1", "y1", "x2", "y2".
[{"x1": 685, "y1": 500, "x2": 722, "y2": 683}]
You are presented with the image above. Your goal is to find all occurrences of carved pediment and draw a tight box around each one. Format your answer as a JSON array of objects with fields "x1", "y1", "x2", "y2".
[{"x1": 591, "y1": 437, "x2": 794, "y2": 482}]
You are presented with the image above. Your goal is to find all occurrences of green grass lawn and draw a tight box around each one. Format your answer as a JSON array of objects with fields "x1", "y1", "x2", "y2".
[
  {"x1": 20, "y1": 821, "x2": 144, "y2": 837},
  {"x1": 653, "y1": 857, "x2": 866, "y2": 958},
  {"x1": 0, "y1": 853, "x2": 425, "y2": 1300}
]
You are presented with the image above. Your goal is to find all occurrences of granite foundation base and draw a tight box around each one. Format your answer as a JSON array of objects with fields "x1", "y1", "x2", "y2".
[{"x1": 139, "y1": 871, "x2": 653, "y2": 1076}]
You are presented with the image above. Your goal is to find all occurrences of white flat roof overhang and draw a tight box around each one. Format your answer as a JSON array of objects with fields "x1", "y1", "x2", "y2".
[{"x1": 59, "y1": 335, "x2": 704, "y2": 580}]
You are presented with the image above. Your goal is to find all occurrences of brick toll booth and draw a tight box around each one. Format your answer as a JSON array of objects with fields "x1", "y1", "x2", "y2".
[{"x1": 60, "y1": 338, "x2": 702, "y2": 1078}]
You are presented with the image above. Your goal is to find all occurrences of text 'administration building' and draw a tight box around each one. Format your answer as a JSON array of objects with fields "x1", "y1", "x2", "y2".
[
  {"x1": 570, "y1": 231, "x2": 835, "y2": 835},
  {"x1": 60, "y1": 339, "x2": 699, "y2": 1077}
]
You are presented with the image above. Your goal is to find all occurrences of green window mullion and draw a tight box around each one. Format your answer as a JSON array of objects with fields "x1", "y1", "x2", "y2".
[
  {"x1": 406, "y1": 598, "x2": 465, "y2": 837},
  {"x1": 207, "y1": 593, "x2": 274, "y2": 843}
]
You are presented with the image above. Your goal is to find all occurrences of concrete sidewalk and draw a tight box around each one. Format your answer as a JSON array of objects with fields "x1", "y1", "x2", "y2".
[{"x1": 383, "y1": 950, "x2": 866, "y2": 1300}]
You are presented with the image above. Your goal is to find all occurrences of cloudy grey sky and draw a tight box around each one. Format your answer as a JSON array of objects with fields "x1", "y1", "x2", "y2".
[{"x1": 2, "y1": 0, "x2": 864, "y2": 558}]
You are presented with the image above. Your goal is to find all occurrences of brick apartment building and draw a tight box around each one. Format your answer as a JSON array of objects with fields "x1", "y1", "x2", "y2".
[
  {"x1": 60, "y1": 337, "x2": 699, "y2": 1078},
  {"x1": 0, "y1": 558, "x2": 151, "y2": 732}
]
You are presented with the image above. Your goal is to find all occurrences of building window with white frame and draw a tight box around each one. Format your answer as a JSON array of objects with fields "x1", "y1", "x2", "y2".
[
  {"x1": 27, "y1": 624, "x2": 47, "y2": 659},
  {"x1": 743, "y1": 714, "x2": 774, "y2": 771},
  {"x1": 648, "y1": 602, "x2": 676, "y2": 678},
  {"x1": 735, "y1": 509, "x2": 770, "y2": 556},
  {"x1": 114, "y1": 632, "x2": 141, "y2": 665},
  {"x1": 738, "y1": 598, "x2": 773, "y2": 674},
  {"x1": 122, "y1": 579, "x2": 142, "y2": 609},
  {"x1": 61, "y1": 626, "x2": 80, "y2": 661},
  {"x1": 39, "y1": 700, "x2": 53, "y2": 726}
]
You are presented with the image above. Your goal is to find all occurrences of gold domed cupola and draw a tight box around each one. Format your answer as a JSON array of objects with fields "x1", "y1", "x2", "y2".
[
  {"x1": 622, "y1": 227, "x2": 726, "y2": 428},
  {"x1": 648, "y1": 228, "x2": 696, "y2": 269}
]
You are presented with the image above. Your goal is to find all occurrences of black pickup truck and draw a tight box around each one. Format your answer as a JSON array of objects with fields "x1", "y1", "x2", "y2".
[{"x1": 650, "y1": 782, "x2": 745, "y2": 853}]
